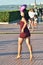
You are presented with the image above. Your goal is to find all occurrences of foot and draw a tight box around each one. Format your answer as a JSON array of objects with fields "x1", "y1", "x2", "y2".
[
  {"x1": 16, "y1": 55, "x2": 21, "y2": 59},
  {"x1": 30, "y1": 54, "x2": 33, "y2": 61}
]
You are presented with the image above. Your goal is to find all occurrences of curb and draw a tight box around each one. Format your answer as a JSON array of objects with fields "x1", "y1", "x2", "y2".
[
  {"x1": 0, "y1": 32, "x2": 43, "y2": 34},
  {"x1": 0, "y1": 22, "x2": 8, "y2": 24}
]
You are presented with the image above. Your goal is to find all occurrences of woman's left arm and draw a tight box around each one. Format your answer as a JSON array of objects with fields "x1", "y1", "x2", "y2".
[{"x1": 21, "y1": 18, "x2": 27, "y2": 32}]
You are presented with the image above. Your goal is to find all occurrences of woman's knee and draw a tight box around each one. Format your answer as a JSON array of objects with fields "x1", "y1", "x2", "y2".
[
  {"x1": 26, "y1": 37, "x2": 30, "y2": 44},
  {"x1": 18, "y1": 37, "x2": 23, "y2": 44}
]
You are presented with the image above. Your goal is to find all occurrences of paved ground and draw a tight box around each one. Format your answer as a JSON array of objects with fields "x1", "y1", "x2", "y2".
[
  {"x1": 0, "y1": 23, "x2": 43, "y2": 65},
  {"x1": 0, "y1": 23, "x2": 43, "y2": 33}
]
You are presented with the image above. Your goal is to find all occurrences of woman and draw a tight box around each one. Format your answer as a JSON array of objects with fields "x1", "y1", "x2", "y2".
[{"x1": 16, "y1": 5, "x2": 33, "y2": 61}]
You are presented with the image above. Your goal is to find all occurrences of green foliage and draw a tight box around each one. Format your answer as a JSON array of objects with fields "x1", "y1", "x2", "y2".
[
  {"x1": 0, "y1": 11, "x2": 21, "y2": 23},
  {"x1": 0, "y1": 12, "x2": 9, "y2": 22}
]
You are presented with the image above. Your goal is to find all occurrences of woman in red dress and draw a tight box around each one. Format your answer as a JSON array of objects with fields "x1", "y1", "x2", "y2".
[{"x1": 16, "y1": 5, "x2": 33, "y2": 61}]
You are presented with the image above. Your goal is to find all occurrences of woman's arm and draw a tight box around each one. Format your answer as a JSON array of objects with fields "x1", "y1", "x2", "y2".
[{"x1": 21, "y1": 18, "x2": 27, "y2": 32}]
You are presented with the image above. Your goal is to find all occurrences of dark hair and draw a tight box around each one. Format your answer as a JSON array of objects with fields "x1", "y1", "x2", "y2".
[
  {"x1": 21, "y1": 4, "x2": 27, "y2": 8},
  {"x1": 22, "y1": 9, "x2": 29, "y2": 21}
]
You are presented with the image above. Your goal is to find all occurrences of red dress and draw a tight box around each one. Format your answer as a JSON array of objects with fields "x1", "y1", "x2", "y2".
[{"x1": 19, "y1": 21, "x2": 30, "y2": 38}]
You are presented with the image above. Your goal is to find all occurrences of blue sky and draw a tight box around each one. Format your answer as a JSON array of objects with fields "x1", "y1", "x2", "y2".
[{"x1": 0, "y1": 0, "x2": 43, "y2": 5}]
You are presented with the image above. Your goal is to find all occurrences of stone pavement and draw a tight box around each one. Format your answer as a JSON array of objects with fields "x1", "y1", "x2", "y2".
[{"x1": 0, "y1": 23, "x2": 43, "y2": 65}]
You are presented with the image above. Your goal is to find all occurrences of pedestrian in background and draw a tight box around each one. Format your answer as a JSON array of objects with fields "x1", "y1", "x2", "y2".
[{"x1": 28, "y1": 8, "x2": 35, "y2": 31}]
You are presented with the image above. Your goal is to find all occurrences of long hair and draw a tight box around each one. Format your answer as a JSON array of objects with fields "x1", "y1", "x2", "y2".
[{"x1": 23, "y1": 9, "x2": 29, "y2": 21}]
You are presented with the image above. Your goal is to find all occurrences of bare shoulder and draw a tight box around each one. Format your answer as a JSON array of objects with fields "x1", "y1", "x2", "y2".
[{"x1": 22, "y1": 18, "x2": 26, "y2": 23}]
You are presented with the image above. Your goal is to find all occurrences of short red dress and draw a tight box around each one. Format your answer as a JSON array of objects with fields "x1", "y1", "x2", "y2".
[{"x1": 19, "y1": 21, "x2": 30, "y2": 38}]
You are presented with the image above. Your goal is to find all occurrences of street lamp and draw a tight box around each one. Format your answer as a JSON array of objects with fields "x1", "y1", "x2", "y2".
[{"x1": 34, "y1": 0, "x2": 36, "y2": 8}]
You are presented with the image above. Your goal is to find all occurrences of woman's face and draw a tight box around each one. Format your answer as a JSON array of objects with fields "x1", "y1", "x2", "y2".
[{"x1": 20, "y1": 11, "x2": 24, "y2": 17}]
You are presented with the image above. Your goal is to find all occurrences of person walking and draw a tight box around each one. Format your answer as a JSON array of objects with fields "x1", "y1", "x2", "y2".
[
  {"x1": 16, "y1": 5, "x2": 33, "y2": 61},
  {"x1": 28, "y1": 9, "x2": 35, "y2": 31}
]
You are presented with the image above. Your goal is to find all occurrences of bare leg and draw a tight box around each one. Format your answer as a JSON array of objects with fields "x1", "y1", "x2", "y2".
[
  {"x1": 25, "y1": 37, "x2": 33, "y2": 61},
  {"x1": 31, "y1": 21, "x2": 34, "y2": 31},
  {"x1": 17, "y1": 37, "x2": 24, "y2": 59},
  {"x1": 28, "y1": 20, "x2": 31, "y2": 29}
]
